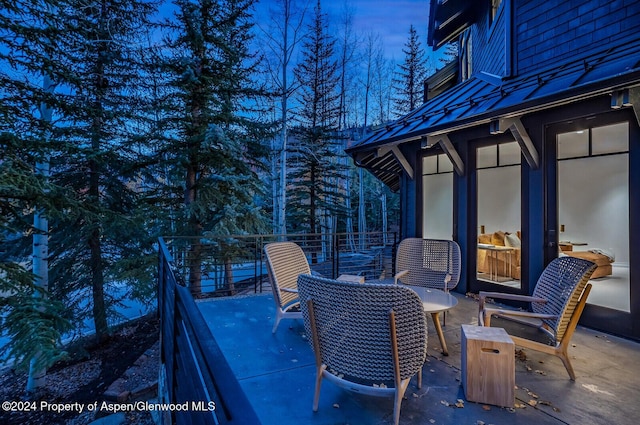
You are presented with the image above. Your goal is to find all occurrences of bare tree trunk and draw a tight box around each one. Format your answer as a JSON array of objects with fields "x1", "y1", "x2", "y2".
[
  {"x1": 344, "y1": 155, "x2": 355, "y2": 251},
  {"x1": 27, "y1": 74, "x2": 53, "y2": 392},
  {"x1": 271, "y1": 135, "x2": 278, "y2": 234},
  {"x1": 310, "y1": 163, "x2": 317, "y2": 264},
  {"x1": 381, "y1": 189, "x2": 388, "y2": 245},
  {"x1": 278, "y1": 114, "x2": 287, "y2": 236},
  {"x1": 224, "y1": 258, "x2": 235, "y2": 295},
  {"x1": 278, "y1": 8, "x2": 288, "y2": 236},
  {"x1": 358, "y1": 167, "x2": 366, "y2": 250},
  {"x1": 88, "y1": 5, "x2": 109, "y2": 340},
  {"x1": 338, "y1": 6, "x2": 357, "y2": 252},
  {"x1": 260, "y1": 0, "x2": 308, "y2": 238},
  {"x1": 185, "y1": 163, "x2": 202, "y2": 295}
]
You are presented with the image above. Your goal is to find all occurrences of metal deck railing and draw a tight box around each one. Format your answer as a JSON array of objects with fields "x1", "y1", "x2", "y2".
[
  {"x1": 163, "y1": 231, "x2": 399, "y2": 297},
  {"x1": 157, "y1": 231, "x2": 398, "y2": 425}
]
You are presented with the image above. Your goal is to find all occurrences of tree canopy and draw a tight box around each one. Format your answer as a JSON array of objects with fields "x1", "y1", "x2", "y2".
[{"x1": 0, "y1": 0, "x2": 447, "y2": 376}]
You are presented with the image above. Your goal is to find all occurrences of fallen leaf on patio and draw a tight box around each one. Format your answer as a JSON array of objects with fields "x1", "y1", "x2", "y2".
[
  {"x1": 535, "y1": 370, "x2": 547, "y2": 376},
  {"x1": 553, "y1": 407, "x2": 561, "y2": 412},
  {"x1": 476, "y1": 421, "x2": 485, "y2": 425},
  {"x1": 333, "y1": 404, "x2": 340, "y2": 409},
  {"x1": 429, "y1": 419, "x2": 436, "y2": 424},
  {"x1": 527, "y1": 391, "x2": 539, "y2": 399},
  {"x1": 572, "y1": 343, "x2": 577, "y2": 347},
  {"x1": 412, "y1": 393, "x2": 419, "y2": 398},
  {"x1": 441, "y1": 400, "x2": 450, "y2": 407},
  {"x1": 430, "y1": 369, "x2": 435, "y2": 373},
  {"x1": 455, "y1": 399, "x2": 465, "y2": 408},
  {"x1": 515, "y1": 403, "x2": 527, "y2": 409},
  {"x1": 515, "y1": 349, "x2": 527, "y2": 361},
  {"x1": 526, "y1": 366, "x2": 532, "y2": 371},
  {"x1": 538, "y1": 400, "x2": 552, "y2": 406},
  {"x1": 528, "y1": 400, "x2": 537, "y2": 407},
  {"x1": 482, "y1": 405, "x2": 491, "y2": 411}
]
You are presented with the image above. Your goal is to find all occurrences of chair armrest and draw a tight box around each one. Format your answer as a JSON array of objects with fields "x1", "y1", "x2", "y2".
[
  {"x1": 479, "y1": 291, "x2": 546, "y2": 304},
  {"x1": 393, "y1": 270, "x2": 409, "y2": 285},
  {"x1": 478, "y1": 291, "x2": 546, "y2": 326},
  {"x1": 484, "y1": 307, "x2": 556, "y2": 321}
]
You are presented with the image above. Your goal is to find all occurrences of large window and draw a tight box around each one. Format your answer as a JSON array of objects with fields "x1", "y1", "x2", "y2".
[
  {"x1": 422, "y1": 154, "x2": 453, "y2": 240},
  {"x1": 557, "y1": 122, "x2": 630, "y2": 312}
]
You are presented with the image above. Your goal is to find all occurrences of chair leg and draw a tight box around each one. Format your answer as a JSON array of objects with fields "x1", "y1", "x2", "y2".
[
  {"x1": 431, "y1": 312, "x2": 449, "y2": 356},
  {"x1": 557, "y1": 346, "x2": 577, "y2": 381},
  {"x1": 313, "y1": 364, "x2": 326, "y2": 411},
  {"x1": 482, "y1": 311, "x2": 492, "y2": 327},
  {"x1": 393, "y1": 378, "x2": 411, "y2": 425},
  {"x1": 272, "y1": 310, "x2": 283, "y2": 334}
]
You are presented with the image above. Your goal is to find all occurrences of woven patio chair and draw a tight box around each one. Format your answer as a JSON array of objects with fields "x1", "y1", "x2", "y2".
[
  {"x1": 264, "y1": 242, "x2": 310, "y2": 334},
  {"x1": 297, "y1": 274, "x2": 427, "y2": 425},
  {"x1": 478, "y1": 256, "x2": 597, "y2": 380},
  {"x1": 394, "y1": 238, "x2": 461, "y2": 292}
]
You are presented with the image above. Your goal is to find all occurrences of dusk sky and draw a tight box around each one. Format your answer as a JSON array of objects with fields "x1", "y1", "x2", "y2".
[
  {"x1": 157, "y1": 1, "x2": 439, "y2": 64},
  {"x1": 254, "y1": 0, "x2": 436, "y2": 62}
]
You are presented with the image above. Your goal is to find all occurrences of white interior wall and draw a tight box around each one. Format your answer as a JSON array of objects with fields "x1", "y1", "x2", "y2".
[
  {"x1": 477, "y1": 165, "x2": 521, "y2": 235},
  {"x1": 421, "y1": 146, "x2": 629, "y2": 265},
  {"x1": 558, "y1": 154, "x2": 629, "y2": 263},
  {"x1": 422, "y1": 173, "x2": 454, "y2": 240}
]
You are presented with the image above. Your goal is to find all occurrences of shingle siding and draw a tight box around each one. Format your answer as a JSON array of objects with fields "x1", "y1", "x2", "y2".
[
  {"x1": 463, "y1": 0, "x2": 639, "y2": 80},
  {"x1": 514, "y1": 0, "x2": 639, "y2": 74},
  {"x1": 467, "y1": 2, "x2": 506, "y2": 77}
]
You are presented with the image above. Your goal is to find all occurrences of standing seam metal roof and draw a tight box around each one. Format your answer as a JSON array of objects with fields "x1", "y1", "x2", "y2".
[{"x1": 346, "y1": 35, "x2": 640, "y2": 191}]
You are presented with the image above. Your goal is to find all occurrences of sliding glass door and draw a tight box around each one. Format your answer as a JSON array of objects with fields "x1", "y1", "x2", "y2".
[
  {"x1": 476, "y1": 141, "x2": 522, "y2": 289},
  {"x1": 556, "y1": 122, "x2": 630, "y2": 312}
]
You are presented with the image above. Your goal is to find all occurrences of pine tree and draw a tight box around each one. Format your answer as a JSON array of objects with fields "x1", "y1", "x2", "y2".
[
  {"x1": 155, "y1": 0, "x2": 268, "y2": 294},
  {"x1": 43, "y1": 0, "x2": 158, "y2": 342},
  {"x1": 393, "y1": 24, "x2": 431, "y2": 116},
  {"x1": 440, "y1": 42, "x2": 458, "y2": 67},
  {"x1": 289, "y1": 0, "x2": 347, "y2": 244},
  {"x1": 0, "y1": 0, "x2": 73, "y2": 384}
]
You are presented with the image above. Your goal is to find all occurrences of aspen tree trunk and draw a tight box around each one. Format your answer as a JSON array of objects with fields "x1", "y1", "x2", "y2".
[
  {"x1": 358, "y1": 167, "x2": 366, "y2": 250},
  {"x1": 27, "y1": 73, "x2": 53, "y2": 392}
]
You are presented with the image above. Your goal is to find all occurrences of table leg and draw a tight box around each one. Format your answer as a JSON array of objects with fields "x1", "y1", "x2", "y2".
[{"x1": 431, "y1": 312, "x2": 449, "y2": 356}]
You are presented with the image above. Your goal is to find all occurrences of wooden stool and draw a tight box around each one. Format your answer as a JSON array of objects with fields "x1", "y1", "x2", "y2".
[{"x1": 461, "y1": 324, "x2": 515, "y2": 407}]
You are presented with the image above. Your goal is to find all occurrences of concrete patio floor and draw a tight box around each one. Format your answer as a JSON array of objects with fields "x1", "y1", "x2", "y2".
[{"x1": 196, "y1": 292, "x2": 640, "y2": 425}]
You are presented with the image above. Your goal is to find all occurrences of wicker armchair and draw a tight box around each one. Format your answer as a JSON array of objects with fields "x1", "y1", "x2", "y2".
[
  {"x1": 297, "y1": 274, "x2": 427, "y2": 425},
  {"x1": 478, "y1": 256, "x2": 597, "y2": 380},
  {"x1": 264, "y1": 242, "x2": 310, "y2": 334},
  {"x1": 395, "y1": 238, "x2": 461, "y2": 292}
]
